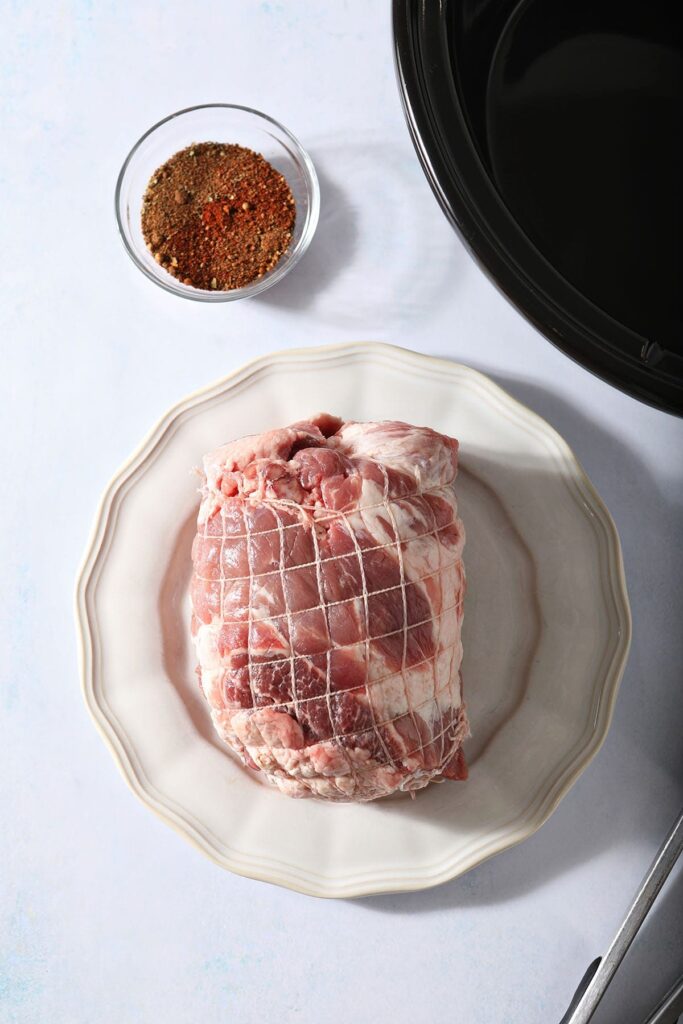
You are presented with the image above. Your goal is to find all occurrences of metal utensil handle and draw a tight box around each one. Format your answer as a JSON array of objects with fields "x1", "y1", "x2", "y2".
[
  {"x1": 643, "y1": 973, "x2": 683, "y2": 1024},
  {"x1": 566, "y1": 806, "x2": 683, "y2": 1024}
]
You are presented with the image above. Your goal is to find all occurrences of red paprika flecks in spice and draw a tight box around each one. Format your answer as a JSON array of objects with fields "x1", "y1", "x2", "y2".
[{"x1": 141, "y1": 142, "x2": 296, "y2": 291}]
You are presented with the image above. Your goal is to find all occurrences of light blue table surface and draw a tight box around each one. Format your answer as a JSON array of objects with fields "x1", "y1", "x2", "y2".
[{"x1": 2, "y1": 3, "x2": 682, "y2": 1022}]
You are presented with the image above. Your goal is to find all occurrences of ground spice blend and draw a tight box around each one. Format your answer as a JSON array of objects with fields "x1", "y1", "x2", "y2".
[{"x1": 141, "y1": 142, "x2": 296, "y2": 291}]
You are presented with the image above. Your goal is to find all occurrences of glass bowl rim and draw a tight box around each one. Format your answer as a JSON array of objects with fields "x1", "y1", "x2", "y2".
[{"x1": 114, "y1": 102, "x2": 320, "y2": 302}]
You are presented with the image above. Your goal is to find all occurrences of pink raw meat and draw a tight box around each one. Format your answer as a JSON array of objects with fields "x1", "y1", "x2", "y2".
[{"x1": 190, "y1": 413, "x2": 468, "y2": 801}]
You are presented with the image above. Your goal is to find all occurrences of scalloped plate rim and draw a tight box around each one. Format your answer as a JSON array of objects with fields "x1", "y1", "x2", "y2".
[{"x1": 74, "y1": 341, "x2": 631, "y2": 898}]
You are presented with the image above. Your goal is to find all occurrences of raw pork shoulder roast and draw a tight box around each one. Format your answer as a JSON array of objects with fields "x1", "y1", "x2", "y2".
[{"x1": 190, "y1": 414, "x2": 468, "y2": 801}]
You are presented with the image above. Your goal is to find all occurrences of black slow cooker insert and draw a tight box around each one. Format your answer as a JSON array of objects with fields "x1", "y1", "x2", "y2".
[{"x1": 394, "y1": 0, "x2": 683, "y2": 415}]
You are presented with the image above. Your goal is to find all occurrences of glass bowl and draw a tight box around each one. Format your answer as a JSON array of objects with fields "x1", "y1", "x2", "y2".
[{"x1": 115, "y1": 104, "x2": 320, "y2": 301}]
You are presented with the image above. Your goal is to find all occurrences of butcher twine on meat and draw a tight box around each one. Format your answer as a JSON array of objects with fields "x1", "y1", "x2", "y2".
[{"x1": 190, "y1": 414, "x2": 468, "y2": 801}]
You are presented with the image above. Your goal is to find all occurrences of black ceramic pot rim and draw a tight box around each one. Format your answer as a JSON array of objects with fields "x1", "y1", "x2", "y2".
[{"x1": 393, "y1": 0, "x2": 683, "y2": 417}]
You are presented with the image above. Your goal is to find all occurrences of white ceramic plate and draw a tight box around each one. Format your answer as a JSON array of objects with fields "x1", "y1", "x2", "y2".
[{"x1": 76, "y1": 343, "x2": 631, "y2": 897}]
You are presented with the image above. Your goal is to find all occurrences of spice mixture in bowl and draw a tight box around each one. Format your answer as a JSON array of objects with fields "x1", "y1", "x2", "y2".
[
  {"x1": 115, "y1": 105, "x2": 319, "y2": 301},
  {"x1": 141, "y1": 143, "x2": 296, "y2": 291}
]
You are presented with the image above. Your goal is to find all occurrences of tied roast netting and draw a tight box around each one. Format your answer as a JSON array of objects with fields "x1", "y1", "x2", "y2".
[{"x1": 190, "y1": 415, "x2": 468, "y2": 801}]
